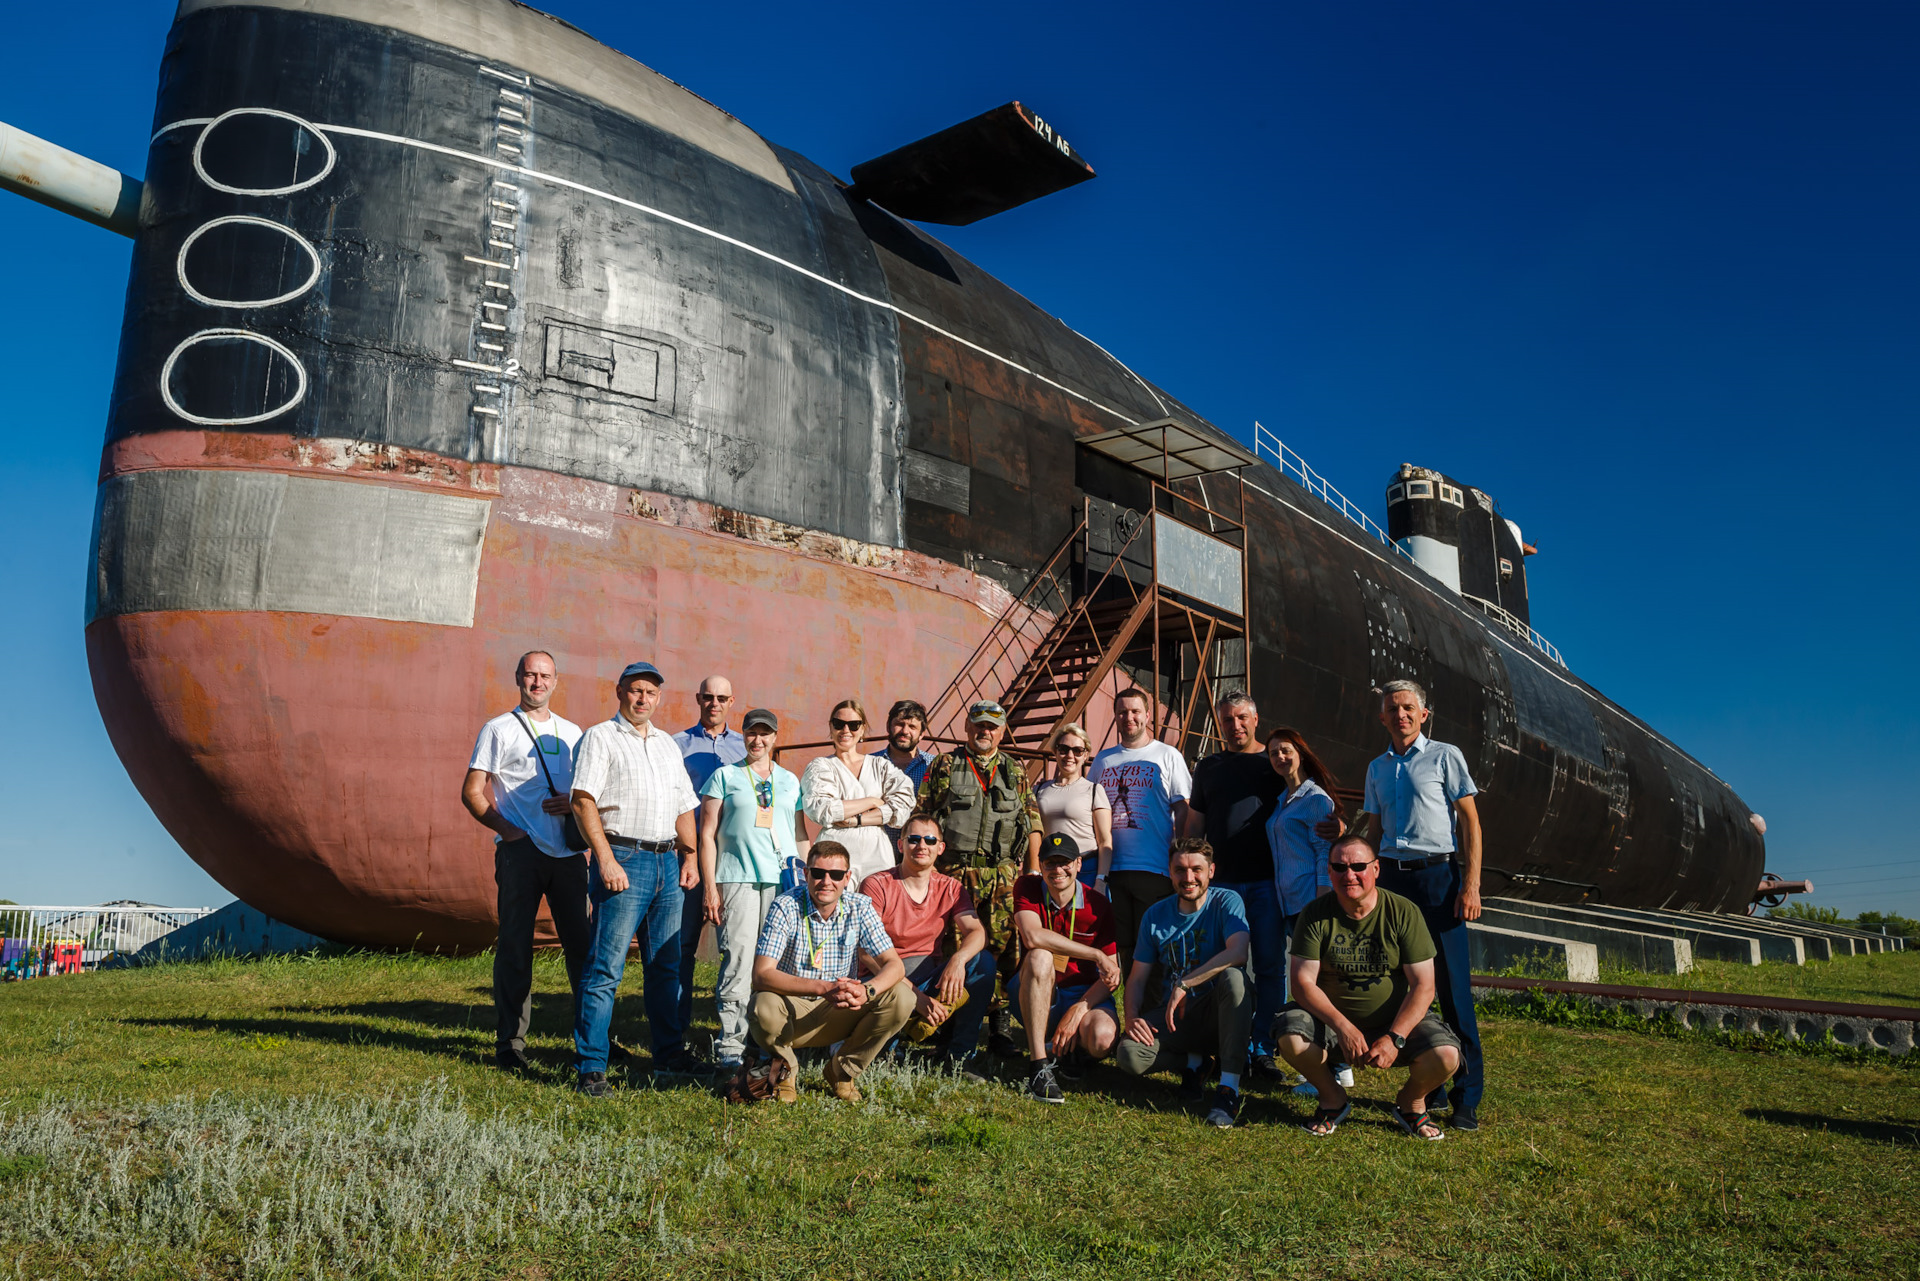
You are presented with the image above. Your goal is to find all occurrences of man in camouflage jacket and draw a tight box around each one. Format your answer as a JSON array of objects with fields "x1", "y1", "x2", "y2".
[{"x1": 916, "y1": 700, "x2": 1043, "y2": 1054}]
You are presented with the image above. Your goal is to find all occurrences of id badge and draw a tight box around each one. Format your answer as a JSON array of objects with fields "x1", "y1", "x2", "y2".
[
  {"x1": 1054, "y1": 950, "x2": 1070, "y2": 974},
  {"x1": 755, "y1": 806, "x2": 774, "y2": 829}
]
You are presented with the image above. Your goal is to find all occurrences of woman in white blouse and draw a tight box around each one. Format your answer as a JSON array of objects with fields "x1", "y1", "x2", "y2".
[{"x1": 799, "y1": 698, "x2": 917, "y2": 887}]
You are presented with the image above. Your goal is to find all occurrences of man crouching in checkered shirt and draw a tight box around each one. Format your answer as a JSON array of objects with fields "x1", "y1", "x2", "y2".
[{"x1": 748, "y1": 841, "x2": 915, "y2": 1103}]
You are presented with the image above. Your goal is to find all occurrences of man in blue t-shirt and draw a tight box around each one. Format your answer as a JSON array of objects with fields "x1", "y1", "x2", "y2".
[{"x1": 1117, "y1": 838, "x2": 1252, "y2": 1129}]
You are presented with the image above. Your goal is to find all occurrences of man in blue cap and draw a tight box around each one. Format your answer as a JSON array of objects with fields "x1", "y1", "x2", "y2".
[{"x1": 569, "y1": 660, "x2": 704, "y2": 1095}]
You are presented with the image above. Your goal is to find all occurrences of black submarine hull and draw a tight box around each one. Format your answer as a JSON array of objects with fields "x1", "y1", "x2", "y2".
[{"x1": 82, "y1": 0, "x2": 1761, "y2": 946}]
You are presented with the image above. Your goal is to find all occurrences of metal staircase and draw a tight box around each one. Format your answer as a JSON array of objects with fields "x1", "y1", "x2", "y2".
[{"x1": 926, "y1": 466, "x2": 1254, "y2": 761}]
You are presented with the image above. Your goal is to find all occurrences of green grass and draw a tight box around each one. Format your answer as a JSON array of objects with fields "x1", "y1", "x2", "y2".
[
  {"x1": 1, "y1": 953, "x2": 1917, "y2": 1279},
  {"x1": 1593, "y1": 949, "x2": 1920, "y2": 1008}
]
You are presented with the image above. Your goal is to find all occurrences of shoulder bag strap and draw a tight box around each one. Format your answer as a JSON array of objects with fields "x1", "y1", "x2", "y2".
[{"x1": 513, "y1": 711, "x2": 563, "y2": 797}]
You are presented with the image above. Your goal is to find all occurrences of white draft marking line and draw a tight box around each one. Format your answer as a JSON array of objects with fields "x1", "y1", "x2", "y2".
[{"x1": 479, "y1": 66, "x2": 530, "y2": 86}]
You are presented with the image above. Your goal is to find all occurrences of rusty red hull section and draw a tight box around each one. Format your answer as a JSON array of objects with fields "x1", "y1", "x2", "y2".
[{"x1": 90, "y1": 430, "x2": 1007, "y2": 950}]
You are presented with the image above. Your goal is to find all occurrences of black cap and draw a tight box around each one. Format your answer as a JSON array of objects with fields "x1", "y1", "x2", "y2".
[
  {"x1": 742, "y1": 707, "x2": 779, "y2": 731},
  {"x1": 1038, "y1": 832, "x2": 1080, "y2": 861}
]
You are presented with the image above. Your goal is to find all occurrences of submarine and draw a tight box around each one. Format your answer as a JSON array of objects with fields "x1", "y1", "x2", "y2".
[{"x1": 0, "y1": 0, "x2": 1767, "y2": 949}]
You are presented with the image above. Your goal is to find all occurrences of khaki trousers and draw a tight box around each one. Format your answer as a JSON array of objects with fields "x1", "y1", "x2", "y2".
[{"x1": 750, "y1": 984, "x2": 916, "y2": 1080}]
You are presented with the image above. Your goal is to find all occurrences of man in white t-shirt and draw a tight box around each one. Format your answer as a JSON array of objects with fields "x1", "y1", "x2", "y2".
[
  {"x1": 1090, "y1": 687, "x2": 1193, "y2": 977},
  {"x1": 462, "y1": 650, "x2": 588, "y2": 1074}
]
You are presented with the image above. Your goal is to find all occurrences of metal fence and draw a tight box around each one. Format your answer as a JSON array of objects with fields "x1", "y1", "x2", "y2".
[{"x1": 0, "y1": 904, "x2": 216, "y2": 974}]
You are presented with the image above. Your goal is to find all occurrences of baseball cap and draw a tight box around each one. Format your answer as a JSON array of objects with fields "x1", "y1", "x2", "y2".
[
  {"x1": 742, "y1": 707, "x2": 779, "y2": 731},
  {"x1": 1039, "y1": 832, "x2": 1080, "y2": 861},
  {"x1": 967, "y1": 699, "x2": 1008, "y2": 727},
  {"x1": 618, "y1": 661, "x2": 664, "y2": 685}
]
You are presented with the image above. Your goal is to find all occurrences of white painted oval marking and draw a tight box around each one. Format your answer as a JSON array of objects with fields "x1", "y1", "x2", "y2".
[
  {"x1": 192, "y1": 108, "x2": 337, "y2": 196},
  {"x1": 176, "y1": 215, "x2": 323, "y2": 309},
  {"x1": 160, "y1": 328, "x2": 310, "y2": 426}
]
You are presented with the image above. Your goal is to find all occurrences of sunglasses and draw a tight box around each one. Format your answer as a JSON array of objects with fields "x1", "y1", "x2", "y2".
[
  {"x1": 1329, "y1": 861, "x2": 1375, "y2": 875},
  {"x1": 830, "y1": 719, "x2": 864, "y2": 732},
  {"x1": 902, "y1": 834, "x2": 940, "y2": 847},
  {"x1": 696, "y1": 693, "x2": 733, "y2": 702},
  {"x1": 806, "y1": 867, "x2": 849, "y2": 882},
  {"x1": 1055, "y1": 745, "x2": 1087, "y2": 756}
]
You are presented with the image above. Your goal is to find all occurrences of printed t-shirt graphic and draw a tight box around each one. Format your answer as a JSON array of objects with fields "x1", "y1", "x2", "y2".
[
  {"x1": 1090, "y1": 741, "x2": 1192, "y2": 874},
  {"x1": 1289, "y1": 889, "x2": 1435, "y2": 1027}
]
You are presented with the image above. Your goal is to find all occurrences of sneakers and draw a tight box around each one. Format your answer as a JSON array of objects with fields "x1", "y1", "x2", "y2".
[
  {"x1": 575, "y1": 1071, "x2": 612, "y2": 1098},
  {"x1": 1206, "y1": 1085, "x2": 1241, "y2": 1129},
  {"x1": 1333, "y1": 1062, "x2": 1356, "y2": 1089},
  {"x1": 1249, "y1": 1053, "x2": 1284, "y2": 1082},
  {"x1": 1053, "y1": 1049, "x2": 1090, "y2": 1083},
  {"x1": 1177, "y1": 1057, "x2": 1215, "y2": 1102},
  {"x1": 1027, "y1": 1060, "x2": 1065, "y2": 1105},
  {"x1": 1449, "y1": 1107, "x2": 1480, "y2": 1132}
]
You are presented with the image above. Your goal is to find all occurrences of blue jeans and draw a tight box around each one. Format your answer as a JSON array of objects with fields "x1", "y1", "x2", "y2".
[
  {"x1": 574, "y1": 848, "x2": 687, "y2": 1073},
  {"x1": 677, "y1": 885, "x2": 704, "y2": 1037},
  {"x1": 1216, "y1": 878, "x2": 1285, "y2": 1057},
  {"x1": 905, "y1": 951, "x2": 997, "y2": 1059},
  {"x1": 1377, "y1": 859, "x2": 1483, "y2": 1110}
]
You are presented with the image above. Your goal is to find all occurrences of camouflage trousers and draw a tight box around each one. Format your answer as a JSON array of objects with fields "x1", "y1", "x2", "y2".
[{"x1": 937, "y1": 857, "x2": 1024, "y2": 1005}]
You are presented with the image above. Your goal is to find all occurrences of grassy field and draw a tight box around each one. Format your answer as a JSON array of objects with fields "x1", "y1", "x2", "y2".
[
  {"x1": 1, "y1": 953, "x2": 1916, "y2": 1280},
  {"x1": 1593, "y1": 949, "x2": 1920, "y2": 1007}
]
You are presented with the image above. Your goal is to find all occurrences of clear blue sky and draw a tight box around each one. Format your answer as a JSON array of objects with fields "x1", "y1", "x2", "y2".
[{"x1": 1, "y1": 2, "x2": 1914, "y2": 917}]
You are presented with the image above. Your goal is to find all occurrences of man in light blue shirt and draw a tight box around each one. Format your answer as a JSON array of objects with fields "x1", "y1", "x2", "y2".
[
  {"x1": 672, "y1": 675, "x2": 746, "y2": 1045},
  {"x1": 1325, "y1": 679, "x2": 1484, "y2": 1129}
]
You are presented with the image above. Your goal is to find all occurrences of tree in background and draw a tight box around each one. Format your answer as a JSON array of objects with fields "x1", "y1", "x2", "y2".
[
  {"x1": 1769, "y1": 902, "x2": 1842, "y2": 924},
  {"x1": 1855, "y1": 911, "x2": 1919, "y2": 944}
]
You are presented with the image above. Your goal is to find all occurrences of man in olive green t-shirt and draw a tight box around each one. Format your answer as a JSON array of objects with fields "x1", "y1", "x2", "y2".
[{"x1": 1276, "y1": 835, "x2": 1463, "y2": 1140}]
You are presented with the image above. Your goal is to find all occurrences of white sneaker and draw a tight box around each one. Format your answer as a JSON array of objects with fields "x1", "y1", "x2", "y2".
[{"x1": 1333, "y1": 1063, "x2": 1356, "y2": 1089}]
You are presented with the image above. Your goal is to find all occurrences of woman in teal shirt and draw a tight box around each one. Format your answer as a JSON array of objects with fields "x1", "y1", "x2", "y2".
[{"x1": 697, "y1": 708, "x2": 808, "y2": 1069}]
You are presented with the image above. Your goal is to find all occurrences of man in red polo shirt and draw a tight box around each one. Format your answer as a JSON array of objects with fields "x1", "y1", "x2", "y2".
[{"x1": 1009, "y1": 833, "x2": 1122, "y2": 1104}]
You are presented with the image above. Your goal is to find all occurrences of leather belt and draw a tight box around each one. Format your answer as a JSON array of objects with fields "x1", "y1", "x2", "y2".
[
  {"x1": 606, "y1": 836, "x2": 677, "y2": 853},
  {"x1": 1381, "y1": 853, "x2": 1453, "y2": 872}
]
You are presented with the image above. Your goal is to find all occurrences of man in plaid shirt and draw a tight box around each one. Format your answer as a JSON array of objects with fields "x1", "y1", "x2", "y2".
[{"x1": 750, "y1": 841, "x2": 915, "y2": 1103}]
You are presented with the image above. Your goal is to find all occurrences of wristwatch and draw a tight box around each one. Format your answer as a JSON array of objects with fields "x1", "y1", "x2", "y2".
[
  {"x1": 863, "y1": 982, "x2": 877, "y2": 1004},
  {"x1": 1173, "y1": 976, "x2": 1192, "y2": 995},
  {"x1": 1388, "y1": 1032, "x2": 1407, "y2": 1051}
]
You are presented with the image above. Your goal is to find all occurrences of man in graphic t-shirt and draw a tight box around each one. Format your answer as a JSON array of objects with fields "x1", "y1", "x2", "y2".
[
  {"x1": 462, "y1": 650, "x2": 588, "y2": 1074},
  {"x1": 1089, "y1": 687, "x2": 1192, "y2": 975},
  {"x1": 1277, "y1": 834, "x2": 1463, "y2": 1141},
  {"x1": 1118, "y1": 838, "x2": 1250, "y2": 1128}
]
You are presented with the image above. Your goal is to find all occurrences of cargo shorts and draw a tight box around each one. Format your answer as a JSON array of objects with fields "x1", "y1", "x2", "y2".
[{"x1": 1273, "y1": 1004, "x2": 1461, "y2": 1062}]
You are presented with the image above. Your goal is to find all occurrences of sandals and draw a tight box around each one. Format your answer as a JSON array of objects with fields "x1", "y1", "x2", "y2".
[
  {"x1": 1302, "y1": 1098, "x2": 1352, "y2": 1136},
  {"x1": 1394, "y1": 1107, "x2": 1446, "y2": 1141}
]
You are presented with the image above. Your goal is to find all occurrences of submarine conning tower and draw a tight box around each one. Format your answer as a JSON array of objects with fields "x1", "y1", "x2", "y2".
[{"x1": 1386, "y1": 464, "x2": 1535, "y2": 626}]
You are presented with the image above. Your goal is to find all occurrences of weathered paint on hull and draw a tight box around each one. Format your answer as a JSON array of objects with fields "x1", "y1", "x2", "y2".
[{"x1": 90, "y1": 430, "x2": 1011, "y2": 950}]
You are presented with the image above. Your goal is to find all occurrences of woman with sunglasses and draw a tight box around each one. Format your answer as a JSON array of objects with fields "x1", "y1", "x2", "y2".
[
  {"x1": 1034, "y1": 723, "x2": 1114, "y2": 893},
  {"x1": 696, "y1": 708, "x2": 808, "y2": 1071},
  {"x1": 799, "y1": 698, "x2": 918, "y2": 888}
]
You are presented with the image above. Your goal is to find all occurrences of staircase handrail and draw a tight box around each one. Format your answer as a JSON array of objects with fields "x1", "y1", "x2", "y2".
[{"x1": 923, "y1": 516, "x2": 1087, "y2": 737}]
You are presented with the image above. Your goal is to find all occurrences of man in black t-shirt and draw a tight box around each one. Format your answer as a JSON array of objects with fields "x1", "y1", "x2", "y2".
[{"x1": 1183, "y1": 691, "x2": 1285, "y2": 1076}]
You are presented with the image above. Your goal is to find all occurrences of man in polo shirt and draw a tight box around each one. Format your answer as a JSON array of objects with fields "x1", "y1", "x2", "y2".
[
  {"x1": 1184, "y1": 690, "x2": 1286, "y2": 1079},
  {"x1": 461, "y1": 650, "x2": 588, "y2": 1074},
  {"x1": 860, "y1": 815, "x2": 995, "y2": 1073},
  {"x1": 1118, "y1": 838, "x2": 1251, "y2": 1129},
  {"x1": 1010, "y1": 833, "x2": 1121, "y2": 1104},
  {"x1": 750, "y1": 841, "x2": 916, "y2": 1102},
  {"x1": 569, "y1": 660, "x2": 704, "y2": 1096},
  {"x1": 1321, "y1": 679, "x2": 1483, "y2": 1128},
  {"x1": 673, "y1": 676, "x2": 746, "y2": 1049},
  {"x1": 1277, "y1": 834, "x2": 1463, "y2": 1140}
]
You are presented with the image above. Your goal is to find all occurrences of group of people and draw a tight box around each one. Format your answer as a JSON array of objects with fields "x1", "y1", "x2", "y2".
[{"x1": 463, "y1": 654, "x2": 1487, "y2": 1135}]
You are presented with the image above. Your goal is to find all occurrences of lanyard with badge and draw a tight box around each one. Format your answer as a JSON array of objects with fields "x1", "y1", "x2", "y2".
[
  {"x1": 1049, "y1": 882, "x2": 1083, "y2": 974},
  {"x1": 801, "y1": 911, "x2": 825, "y2": 971},
  {"x1": 752, "y1": 764, "x2": 775, "y2": 829}
]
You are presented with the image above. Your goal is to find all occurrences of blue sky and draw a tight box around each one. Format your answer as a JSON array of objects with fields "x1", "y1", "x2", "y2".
[{"x1": 1, "y1": 1, "x2": 1914, "y2": 917}]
